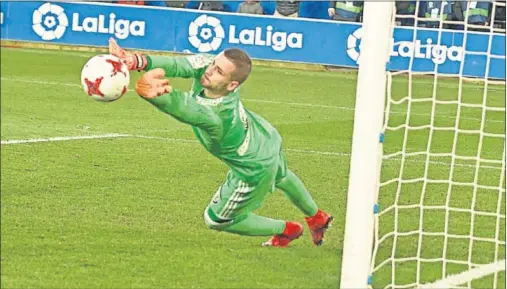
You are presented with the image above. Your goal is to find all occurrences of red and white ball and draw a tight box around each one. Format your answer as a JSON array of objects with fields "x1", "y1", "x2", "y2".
[{"x1": 80, "y1": 54, "x2": 130, "y2": 102}]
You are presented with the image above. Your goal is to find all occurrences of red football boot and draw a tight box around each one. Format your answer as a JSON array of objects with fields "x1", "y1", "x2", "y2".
[
  {"x1": 262, "y1": 221, "x2": 303, "y2": 247},
  {"x1": 305, "y1": 209, "x2": 333, "y2": 246}
]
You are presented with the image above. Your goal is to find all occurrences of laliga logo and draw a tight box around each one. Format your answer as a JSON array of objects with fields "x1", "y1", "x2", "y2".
[
  {"x1": 347, "y1": 28, "x2": 362, "y2": 64},
  {"x1": 346, "y1": 27, "x2": 464, "y2": 65},
  {"x1": 188, "y1": 15, "x2": 225, "y2": 53},
  {"x1": 32, "y1": 3, "x2": 69, "y2": 41},
  {"x1": 32, "y1": 2, "x2": 146, "y2": 41},
  {"x1": 188, "y1": 14, "x2": 303, "y2": 52}
]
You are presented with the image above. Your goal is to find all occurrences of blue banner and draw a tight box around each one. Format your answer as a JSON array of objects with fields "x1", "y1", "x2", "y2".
[{"x1": 0, "y1": 1, "x2": 505, "y2": 79}]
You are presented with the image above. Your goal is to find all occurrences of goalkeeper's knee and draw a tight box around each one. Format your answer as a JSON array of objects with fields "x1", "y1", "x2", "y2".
[{"x1": 203, "y1": 206, "x2": 233, "y2": 231}]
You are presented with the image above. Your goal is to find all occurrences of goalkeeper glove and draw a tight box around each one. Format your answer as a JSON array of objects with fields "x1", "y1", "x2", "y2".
[
  {"x1": 108, "y1": 37, "x2": 148, "y2": 71},
  {"x1": 136, "y1": 68, "x2": 172, "y2": 99}
]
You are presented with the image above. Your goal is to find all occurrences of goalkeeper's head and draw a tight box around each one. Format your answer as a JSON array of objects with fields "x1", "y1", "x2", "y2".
[{"x1": 200, "y1": 48, "x2": 252, "y2": 96}]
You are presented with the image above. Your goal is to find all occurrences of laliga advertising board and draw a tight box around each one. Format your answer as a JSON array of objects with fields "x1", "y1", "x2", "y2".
[
  {"x1": 2, "y1": 2, "x2": 163, "y2": 49},
  {"x1": 0, "y1": 1, "x2": 505, "y2": 79},
  {"x1": 32, "y1": 3, "x2": 146, "y2": 41}
]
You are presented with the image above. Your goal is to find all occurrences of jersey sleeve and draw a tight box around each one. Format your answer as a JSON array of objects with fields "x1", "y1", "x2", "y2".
[
  {"x1": 144, "y1": 89, "x2": 222, "y2": 138},
  {"x1": 144, "y1": 54, "x2": 215, "y2": 79}
]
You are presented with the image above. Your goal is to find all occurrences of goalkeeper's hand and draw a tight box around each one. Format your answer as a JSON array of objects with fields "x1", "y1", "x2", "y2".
[
  {"x1": 108, "y1": 37, "x2": 148, "y2": 71},
  {"x1": 136, "y1": 68, "x2": 172, "y2": 99}
]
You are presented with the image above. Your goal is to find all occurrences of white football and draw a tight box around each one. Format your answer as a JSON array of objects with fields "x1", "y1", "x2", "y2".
[{"x1": 80, "y1": 54, "x2": 130, "y2": 102}]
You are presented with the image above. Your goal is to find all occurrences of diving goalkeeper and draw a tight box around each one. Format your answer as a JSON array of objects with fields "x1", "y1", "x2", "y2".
[{"x1": 109, "y1": 38, "x2": 333, "y2": 247}]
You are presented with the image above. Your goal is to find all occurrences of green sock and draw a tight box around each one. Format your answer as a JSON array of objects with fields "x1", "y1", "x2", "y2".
[
  {"x1": 275, "y1": 170, "x2": 319, "y2": 217},
  {"x1": 221, "y1": 213, "x2": 286, "y2": 236}
]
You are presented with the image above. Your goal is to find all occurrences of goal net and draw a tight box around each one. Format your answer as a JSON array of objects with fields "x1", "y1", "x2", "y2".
[{"x1": 369, "y1": 1, "x2": 506, "y2": 288}]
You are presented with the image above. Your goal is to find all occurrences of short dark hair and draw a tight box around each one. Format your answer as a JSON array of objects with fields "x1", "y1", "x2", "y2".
[{"x1": 223, "y1": 48, "x2": 252, "y2": 85}]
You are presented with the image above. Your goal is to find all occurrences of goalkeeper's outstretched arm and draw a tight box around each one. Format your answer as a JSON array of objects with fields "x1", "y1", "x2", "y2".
[
  {"x1": 143, "y1": 54, "x2": 213, "y2": 79},
  {"x1": 108, "y1": 38, "x2": 213, "y2": 79},
  {"x1": 135, "y1": 68, "x2": 222, "y2": 137}
]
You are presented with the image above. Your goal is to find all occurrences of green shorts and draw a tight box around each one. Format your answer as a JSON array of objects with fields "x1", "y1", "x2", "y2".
[{"x1": 206, "y1": 150, "x2": 288, "y2": 223}]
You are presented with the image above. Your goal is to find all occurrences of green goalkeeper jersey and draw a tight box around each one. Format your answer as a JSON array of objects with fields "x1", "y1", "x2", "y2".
[{"x1": 143, "y1": 54, "x2": 283, "y2": 183}]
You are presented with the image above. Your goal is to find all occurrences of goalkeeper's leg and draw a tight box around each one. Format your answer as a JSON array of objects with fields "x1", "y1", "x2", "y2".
[
  {"x1": 203, "y1": 171, "x2": 303, "y2": 247},
  {"x1": 275, "y1": 169, "x2": 319, "y2": 217},
  {"x1": 275, "y1": 151, "x2": 334, "y2": 246}
]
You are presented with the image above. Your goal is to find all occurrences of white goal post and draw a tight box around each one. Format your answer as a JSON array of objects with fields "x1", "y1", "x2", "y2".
[{"x1": 340, "y1": 2, "x2": 395, "y2": 288}]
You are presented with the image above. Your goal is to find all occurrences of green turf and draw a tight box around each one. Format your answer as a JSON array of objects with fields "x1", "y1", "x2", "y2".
[{"x1": 1, "y1": 47, "x2": 505, "y2": 289}]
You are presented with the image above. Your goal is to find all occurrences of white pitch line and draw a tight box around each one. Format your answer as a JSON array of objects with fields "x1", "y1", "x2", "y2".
[
  {"x1": 0, "y1": 133, "x2": 130, "y2": 145},
  {"x1": 417, "y1": 260, "x2": 506, "y2": 289},
  {"x1": 1, "y1": 47, "x2": 93, "y2": 58},
  {"x1": 242, "y1": 99, "x2": 355, "y2": 110},
  {"x1": 132, "y1": 134, "x2": 503, "y2": 170},
  {"x1": 0, "y1": 133, "x2": 503, "y2": 170},
  {"x1": 1, "y1": 77, "x2": 83, "y2": 88},
  {"x1": 1, "y1": 78, "x2": 80, "y2": 88},
  {"x1": 132, "y1": 134, "x2": 201, "y2": 144},
  {"x1": 1, "y1": 77, "x2": 504, "y2": 124},
  {"x1": 285, "y1": 148, "x2": 350, "y2": 157},
  {"x1": 133, "y1": 134, "x2": 351, "y2": 156}
]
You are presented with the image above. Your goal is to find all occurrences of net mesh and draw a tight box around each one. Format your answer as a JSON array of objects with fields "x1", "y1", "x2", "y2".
[{"x1": 370, "y1": 1, "x2": 506, "y2": 288}]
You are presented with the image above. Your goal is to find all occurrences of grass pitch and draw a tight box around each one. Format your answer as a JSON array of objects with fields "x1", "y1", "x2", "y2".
[{"x1": 1, "y1": 47, "x2": 505, "y2": 288}]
